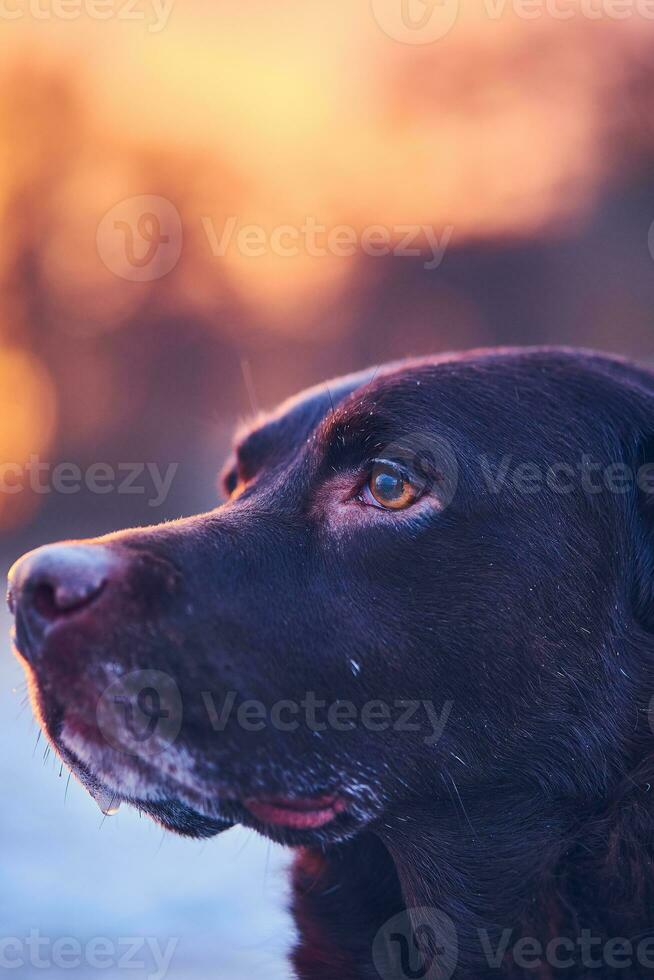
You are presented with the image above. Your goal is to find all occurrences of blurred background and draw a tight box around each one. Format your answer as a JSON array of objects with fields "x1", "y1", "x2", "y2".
[{"x1": 2, "y1": 0, "x2": 654, "y2": 976}]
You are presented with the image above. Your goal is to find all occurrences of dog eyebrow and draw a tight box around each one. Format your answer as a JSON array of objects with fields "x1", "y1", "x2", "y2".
[{"x1": 317, "y1": 404, "x2": 390, "y2": 471}]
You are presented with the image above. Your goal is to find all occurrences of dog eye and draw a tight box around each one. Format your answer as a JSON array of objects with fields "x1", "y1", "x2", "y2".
[{"x1": 360, "y1": 460, "x2": 421, "y2": 511}]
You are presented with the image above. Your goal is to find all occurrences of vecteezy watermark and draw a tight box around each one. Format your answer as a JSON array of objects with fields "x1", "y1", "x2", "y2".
[
  {"x1": 373, "y1": 908, "x2": 459, "y2": 980},
  {"x1": 381, "y1": 431, "x2": 460, "y2": 511},
  {"x1": 0, "y1": 931, "x2": 178, "y2": 979},
  {"x1": 376, "y1": 430, "x2": 654, "y2": 505},
  {"x1": 479, "y1": 452, "x2": 654, "y2": 497},
  {"x1": 202, "y1": 216, "x2": 454, "y2": 271},
  {"x1": 371, "y1": 914, "x2": 654, "y2": 978},
  {"x1": 98, "y1": 199, "x2": 454, "y2": 279},
  {"x1": 0, "y1": 456, "x2": 178, "y2": 506},
  {"x1": 371, "y1": 0, "x2": 654, "y2": 45},
  {"x1": 202, "y1": 692, "x2": 453, "y2": 747},
  {"x1": 93, "y1": 670, "x2": 453, "y2": 753},
  {"x1": 479, "y1": 928, "x2": 654, "y2": 970},
  {"x1": 485, "y1": 0, "x2": 654, "y2": 20},
  {"x1": 0, "y1": 0, "x2": 174, "y2": 31},
  {"x1": 371, "y1": 0, "x2": 461, "y2": 44},
  {"x1": 96, "y1": 669, "x2": 183, "y2": 757},
  {"x1": 97, "y1": 195, "x2": 183, "y2": 281}
]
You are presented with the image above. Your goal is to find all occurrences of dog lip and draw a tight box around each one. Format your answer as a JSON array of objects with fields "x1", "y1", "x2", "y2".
[{"x1": 242, "y1": 794, "x2": 347, "y2": 830}]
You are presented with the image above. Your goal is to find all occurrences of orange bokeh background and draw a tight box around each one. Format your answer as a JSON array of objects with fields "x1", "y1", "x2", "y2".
[{"x1": 2, "y1": 1, "x2": 654, "y2": 540}]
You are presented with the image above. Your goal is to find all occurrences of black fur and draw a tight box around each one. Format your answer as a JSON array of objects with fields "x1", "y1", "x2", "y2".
[{"x1": 11, "y1": 347, "x2": 654, "y2": 978}]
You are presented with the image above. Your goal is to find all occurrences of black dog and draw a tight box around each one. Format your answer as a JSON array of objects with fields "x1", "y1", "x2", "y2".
[{"x1": 10, "y1": 346, "x2": 654, "y2": 979}]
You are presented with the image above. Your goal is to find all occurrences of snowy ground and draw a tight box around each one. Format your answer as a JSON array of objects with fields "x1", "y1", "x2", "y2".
[{"x1": 0, "y1": 597, "x2": 293, "y2": 980}]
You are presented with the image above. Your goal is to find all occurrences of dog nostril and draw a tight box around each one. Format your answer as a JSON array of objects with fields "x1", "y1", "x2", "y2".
[
  {"x1": 31, "y1": 582, "x2": 60, "y2": 621},
  {"x1": 7, "y1": 542, "x2": 121, "y2": 651},
  {"x1": 29, "y1": 578, "x2": 105, "y2": 619}
]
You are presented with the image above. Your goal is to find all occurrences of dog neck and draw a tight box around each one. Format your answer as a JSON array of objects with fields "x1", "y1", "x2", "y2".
[{"x1": 290, "y1": 782, "x2": 654, "y2": 979}]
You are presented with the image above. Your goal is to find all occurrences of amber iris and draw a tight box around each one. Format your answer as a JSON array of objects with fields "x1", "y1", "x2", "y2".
[{"x1": 367, "y1": 461, "x2": 420, "y2": 510}]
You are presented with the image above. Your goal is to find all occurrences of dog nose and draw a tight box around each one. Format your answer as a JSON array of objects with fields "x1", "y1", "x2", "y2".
[{"x1": 7, "y1": 543, "x2": 122, "y2": 657}]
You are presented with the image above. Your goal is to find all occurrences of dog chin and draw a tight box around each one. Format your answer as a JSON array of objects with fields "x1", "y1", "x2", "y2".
[
  {"x1": 55, "y1": 724, "x2": 372, "y2": 846},
  {"x1": 133, "y1": 799, "x2": 234, "y2": 838},
  {"x1": 53, "y1": 736, "x2": 233, "y2": 838}
]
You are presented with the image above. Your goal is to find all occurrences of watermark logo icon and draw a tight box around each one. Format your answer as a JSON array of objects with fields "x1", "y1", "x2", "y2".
[
  {"x1": 371, "y1": 0, "x2": 460, "y2": 43},
  {"x1": 373, "y1": 907, "x2": 458, "y2": 980},
  {"x1": 97, "y1": 195, "x2": 182, "y2": 282},
  {"x1": 96, "y1": 669, "x2": 183, "y2": 757},
  {"x1": 381, "y1": 430, "x2": 459, "y2": 512}
]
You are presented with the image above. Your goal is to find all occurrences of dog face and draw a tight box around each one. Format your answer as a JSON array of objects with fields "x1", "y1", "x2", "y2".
[{"x1": 9, "y1": 349, "x2": 654, "y2": 845}]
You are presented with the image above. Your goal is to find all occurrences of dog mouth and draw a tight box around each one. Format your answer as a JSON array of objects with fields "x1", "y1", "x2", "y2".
[
  {"x1": 242, "y1": 794, "x2": 348, "y2": 829},
  {"x1": 13, "y1": 634, "x2": 362, "y2": 842},
  {"x1": 90, "y1": 788, "x2": 348, "y2": 831},
  {"x1": 84, "y1": 775, "x2": 352, "y2": 838},
  {"x1": 42, "y1": 705, "x2": 357, "y2": 840},
  {"x1": 51, "y1": 706, "x2": 362, "y2": 841}
]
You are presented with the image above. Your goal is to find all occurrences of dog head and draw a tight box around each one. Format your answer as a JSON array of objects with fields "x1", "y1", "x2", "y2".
[{"x1": 9, "y1": 348, "x2": 654, "y2": 846}]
